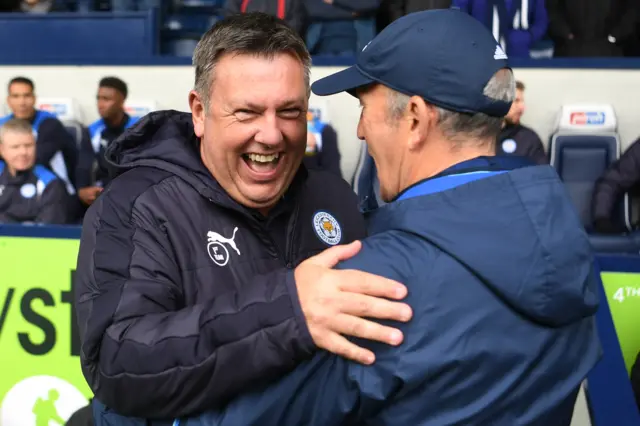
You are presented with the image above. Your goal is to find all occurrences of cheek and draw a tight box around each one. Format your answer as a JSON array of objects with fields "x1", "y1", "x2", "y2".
[{"x1": 282, "y1": 119, "x2": 307, "y2": 149}]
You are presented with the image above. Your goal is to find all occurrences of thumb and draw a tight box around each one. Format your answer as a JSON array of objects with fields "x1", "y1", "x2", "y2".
[{"x1": 309, "y1": 240, "x2": 362, "y2": 268}]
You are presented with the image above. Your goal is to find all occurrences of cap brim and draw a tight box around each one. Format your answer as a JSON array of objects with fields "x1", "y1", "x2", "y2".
[{"x1": 311, "y1": 66, "x2": 374, "y2": 97}]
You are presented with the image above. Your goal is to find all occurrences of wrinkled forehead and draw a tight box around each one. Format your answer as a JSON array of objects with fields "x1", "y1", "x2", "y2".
[
  {"x1": 1, "y1": 131, "x2": 35, "y2": 146},
  {"x1": 211, "y1": 53, "x2": 308, "y2": 107}
]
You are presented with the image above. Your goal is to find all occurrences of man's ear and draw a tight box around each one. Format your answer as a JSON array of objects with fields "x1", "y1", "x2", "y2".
[
  {"x1": 406, "y1": 96, "x2": 433, "y2": 151},
  {"x1": 189, "y1": 90, "x2": 205, "y2": 138}
]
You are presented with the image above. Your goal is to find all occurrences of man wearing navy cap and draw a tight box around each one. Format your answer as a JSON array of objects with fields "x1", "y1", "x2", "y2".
[{"x1": 178, "y1": 9, "x2": 601, "y2": 426}]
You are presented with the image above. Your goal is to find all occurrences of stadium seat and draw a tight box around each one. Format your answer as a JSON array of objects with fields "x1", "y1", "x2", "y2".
[
  {"x1": 36, "y1": 97, "x2": 84, "y2": 123},
  {"x1": 549, "y1": 104, "x2": 630, "y2": 232},
  {"x1": 124, "y1": 100, "x2": 158, "y2": 118},
  {"x1": 64, "y1": 121, "x2": 87, "y2": 151}
]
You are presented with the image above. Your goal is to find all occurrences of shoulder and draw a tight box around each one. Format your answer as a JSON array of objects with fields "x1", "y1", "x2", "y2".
[
  {"x1": 88, "y1": 119, "x2": 105, "y2": 135},
  {"x1": 0, "y1": 114, "x2": 11, "y2": 125},
  {"x1": 91, "y1": 166, "x2": 176, "y2": 228},
  {"x1": 305, "y1": 169, "x2": 355, "y2": 199},
  {"x1": 33, "y1": 165, "x2": 60, "y2": 187},
  {"x1": 336, "y1": 230, "x2": 438, "y2": 283},
  {"x1": 518, "y1": 125, "x2": 543, "y2": 142}
]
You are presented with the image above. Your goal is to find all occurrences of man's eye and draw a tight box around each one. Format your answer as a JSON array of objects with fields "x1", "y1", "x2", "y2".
[
  {"x1": 279, "y1": 109, "x2": 301, "y2": 118},
  {"x1": 236, "y1": 110, "x2": 255, "y2": 119}
]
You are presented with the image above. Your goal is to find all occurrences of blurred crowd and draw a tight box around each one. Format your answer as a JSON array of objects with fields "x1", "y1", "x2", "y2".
[{"x1": 0, "y1": 0, "x2": 638, "y2": 58}]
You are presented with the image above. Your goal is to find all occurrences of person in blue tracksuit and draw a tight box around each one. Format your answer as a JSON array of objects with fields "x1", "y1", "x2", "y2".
[
  {"x1": 0, "y1": 118, "x2": 69, "y2": 224},
  {"x1": 0, "y1": 76, "x2": 78, "y2": 195},
  {"x1": 76, "y1": 77, "x2": 139, "y2": 208},
  {"x1": 452, "y1": 0, "x2": 548, "y2": 57},
  {"x1": 178, "y1": 9, "x2": 601, "y2": 426}
]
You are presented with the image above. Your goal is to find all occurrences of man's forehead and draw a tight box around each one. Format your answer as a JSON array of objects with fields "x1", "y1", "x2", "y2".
[{"x1": 9, "y1": 83, "x2": 32, "y2": 95}]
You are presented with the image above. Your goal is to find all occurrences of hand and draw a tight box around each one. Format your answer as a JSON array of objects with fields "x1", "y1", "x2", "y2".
[
  {"x1": 78, "y1": 186, "x2": 103, "y2": 206},
  {"x1": 295, "y1": 241, "x2": 413, "y2": 365}
]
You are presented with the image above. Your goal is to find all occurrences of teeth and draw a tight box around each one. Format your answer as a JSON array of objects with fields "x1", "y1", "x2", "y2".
[{"x1": 247, "y1": 153, "x2": 279, "y2": 163}]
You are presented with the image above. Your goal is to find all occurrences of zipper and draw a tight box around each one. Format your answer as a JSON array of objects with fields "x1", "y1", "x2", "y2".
[{"x1": 284, "y1": 197, "x2": 301, "y2": 269}]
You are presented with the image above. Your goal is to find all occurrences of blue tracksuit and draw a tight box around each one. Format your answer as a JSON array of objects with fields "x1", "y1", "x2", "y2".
[{"x1": 178, "y1": 156, "x2": 601, "y2": 426}]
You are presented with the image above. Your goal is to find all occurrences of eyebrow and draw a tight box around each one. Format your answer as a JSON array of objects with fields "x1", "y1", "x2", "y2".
[{"x1": 237, "y1": 99, "x2": 305, "y2": 111}]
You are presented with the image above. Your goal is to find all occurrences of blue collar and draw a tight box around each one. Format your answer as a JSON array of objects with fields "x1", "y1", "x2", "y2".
[{"x1": 395, "y1": 156, "x2": 533, "y2": 202}]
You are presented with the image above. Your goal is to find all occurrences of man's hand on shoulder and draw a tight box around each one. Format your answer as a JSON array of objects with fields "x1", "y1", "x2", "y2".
[{"x1": 294, "y1": 241, "x2": 413, "y2": 365}]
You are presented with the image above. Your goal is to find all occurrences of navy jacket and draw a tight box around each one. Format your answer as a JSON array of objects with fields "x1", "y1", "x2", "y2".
[
  {"x1": 0, "y1": 161, "x2": 69, "y2": 224},
  {"x1": 76, "y1": 111, "x2": 367, "y2": 421},
  {"x1": 179, "y1": 156, "x2": 601, "y2": 426}
]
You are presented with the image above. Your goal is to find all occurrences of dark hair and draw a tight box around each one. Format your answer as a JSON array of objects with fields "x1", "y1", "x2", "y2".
[
  {"x1": 8, "y1": 77, "x2": 34, "y2": 92},
  {"x1": 192, "y1": 12, "x2": 311, "y2": 109},
  {"x1": 515, "y1": 81, "x2": 525, "y2": 91},
  {"x1": 99, "y1": 77, "x2": 128, "y2": 98}
]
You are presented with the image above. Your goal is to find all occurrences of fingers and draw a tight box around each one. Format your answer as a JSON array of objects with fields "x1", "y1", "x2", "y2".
[
  {"x1": 338, "y1": 292, "x2": 412, "y2": 323},
  {"x1": 333, "y1": 312, "x2": 404, "y2": 345},
  {"x1": 308, "y1": 240, "x2": 362, "y2": 267},
  {"x1": 316, "y1": 331, "x2": 376, "y2": 365},
  {"x1": 337, "y1": 269, "x2": 408, "y2": 300}
]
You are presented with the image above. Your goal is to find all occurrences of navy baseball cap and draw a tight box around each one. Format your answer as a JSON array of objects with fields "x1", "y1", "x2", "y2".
[{"x1": 311, "y1": 8, "x2": 512, "y2": 117}]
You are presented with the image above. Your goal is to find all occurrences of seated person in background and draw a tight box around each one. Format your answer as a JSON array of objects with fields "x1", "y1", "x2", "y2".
[
  {"x1": 0, "y1": 118, "x2": 69, "y2": 224},
  {"x1": 303, "y1": 111, "x2": 342, "y2": 178},
  {"x1": 178, "y1": 9, "x2": 600, "y2": 426},
  {"x1": 76, "y1": 77, "x2": 138, "y2": 207},
  {"x1": 591, "y1": 136, "x2": 640, "y2": 233},
  {"x1": 304, "y1": 0, "x2": 380, "y2": 55},
  {"x1": 0, "y1": 76, "x2": 77, "y2": 195},
  {"x1": 496, "y1": 80, "x2": 547, "y2": 164},
  {"x1": 224, "y1": 0, "x2": 304, "y2": 35}
]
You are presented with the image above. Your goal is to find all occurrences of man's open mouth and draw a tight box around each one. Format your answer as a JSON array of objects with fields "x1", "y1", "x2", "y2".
[{"x1": 242, "y1": 153, "x2": 282, "y2": 173}]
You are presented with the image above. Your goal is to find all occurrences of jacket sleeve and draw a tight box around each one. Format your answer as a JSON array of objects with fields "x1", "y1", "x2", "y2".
[
  {"x1": 320, "y1": 125, "x2": 343, "y2": 179},
  {"x1": 37, "y1": 118, "x2": 78, "y2": 186},
  {"x1": 387, "y1": 0, "x2": 404, "y2": 22},
  {"x1": 450, "y1": 0, "x2": 471, "y2": 12},
  {"x1": 545, "y1": 0, "x2": 572, "y2": 40},
  {"x1": 223, "y1": 0, "x2": 241, "y2": 16},
  {"x1": 36, "y1": 179, "x2": 69, "y2": 224},
  {"x1": 75, "y1": 127, "x2": 95, "y2": 189},
  {"x1": 610, "y1": 0, "x2": 638, "y2": 41},
  {"x1": 332, "y1": 0, "x2": 380, "y2": 14},
  {"x1": 529, "y1": 0, "x2": 549, "y2": 42},
  {"x1": 592, "y1": 139, "x2": 640, "y2": 222},
  {"x1": 76, "y1": 187, "x2": 316, "y2": 419}
]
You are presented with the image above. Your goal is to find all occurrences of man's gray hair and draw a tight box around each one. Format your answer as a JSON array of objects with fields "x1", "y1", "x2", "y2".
[
  {"x1": 387, "y1": 69, "x2": 516, "y2": 143},
  {"x1": 0, "y1": 118, "x2": 33, "y2": 144},
  {"x1": 192, "y1": 12, "x2": 312, "y2": 110}
]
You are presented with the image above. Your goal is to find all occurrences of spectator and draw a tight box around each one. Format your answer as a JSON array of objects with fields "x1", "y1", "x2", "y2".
[
  {"x1": 0, "y1": 77, "x2": 77, "y2": 195},
  {"x1": 496, "y1": 80, "x2": 547, "y2": 164},
  {"x1": 76, "y1": 77, "x2": 138, "y2": 208},
  {"x1": 225, "y1": 0, "x2": 304, "y2": 34},
  {"x1": 546, "y1": 0, "x2": 637, "y2": 57},
  {"x1": 0, "y1": 118, "x2": 69, "y2": 224},
  {"x1": 387, "y1": 0, "x2": 451, "y2": 22},
  {"x1": 304, "y1": 0, "x2": 380, "y2": 55},
  {"x1": 452, "y1": 0, "x2": 548, "y2": 58},
  {"x1": 591, "y1": 136, "x2": 640, "y2": 233},
  {"x1": 178, "y1": 9, "x2": 600, "y2": 426},
  {"x1": 303, "y1": 110, "x2": 342, "y2": 178}
]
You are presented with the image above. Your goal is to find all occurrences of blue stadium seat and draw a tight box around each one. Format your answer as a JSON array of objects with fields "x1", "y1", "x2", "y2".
[
  {"x1": 64, "y1": 121, "x2": 87, "y2": 151},
  {"x1": 549, "y1": 104, "x2": 630, "y2": 232}
]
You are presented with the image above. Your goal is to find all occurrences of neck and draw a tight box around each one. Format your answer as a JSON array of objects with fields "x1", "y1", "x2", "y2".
[
  {"x1": 403, "y1": 142, "x2": 494, "y2": 193},
  {"x1": 105, "y1": 111, "x2": 126, "y2": 128}
]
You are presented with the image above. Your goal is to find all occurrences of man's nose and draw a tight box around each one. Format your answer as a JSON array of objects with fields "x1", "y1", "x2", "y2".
[{"x1": 254, "y1": 114, "x2": 284, "y2": 147}]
